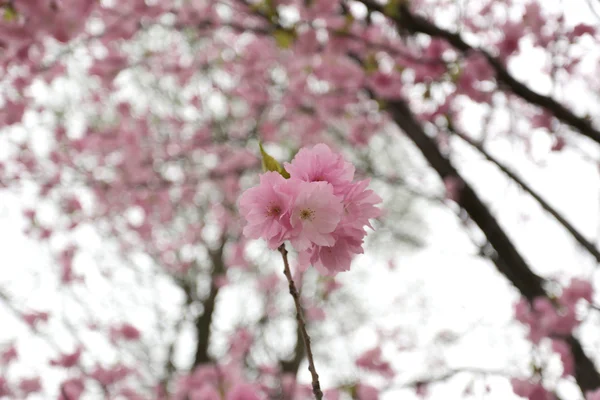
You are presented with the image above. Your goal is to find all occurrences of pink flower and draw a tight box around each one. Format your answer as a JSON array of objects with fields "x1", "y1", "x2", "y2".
[
  {"x1": 367, "y1": 70, "x2": 403, "y2": 99},
  {"x1": 289, "y1": 181, "x2": 343, "y2": 250},
  {"x1": 240, "y1": 144, "x2": 381, "y2": 275},
  {"x1": 284, "y1": 143, "x2": 354, "y2": 195},
  {"x1": 22, "y1": 311, "x2": 49, "y2": 328},
  {"x1": 304, "y1": 228, "x2": 364, "y2": 275},
  {"x1": 189, "y1": 385, "x2": 221, "y2": 400},
  {"x1": 340, "y1": 179, "x2": 382, "y2": 230},
  {"x1": 90, "y1": 364, "x2": 132, "y2": 386},
  {"x1": 324, "y1": 389, "x2": 341, "y2": 400},
  {"x1": 229, "y1": 328, "x2": 253, "y2": 359},
  {"x1": 0, "y1": 377, "x2": 10, "y2": 397},
  {"x1": 50, "y1": 347, "x2": 82, "y2": 368},
  {"x1": 356, "y1": 347, "x2": 395, "y2": 378},
  {"x1": 552, "y1": 339, "x2": 574, "y2": 376},
  {"x1": 226, "y1": 383, "x2": 261, "y2": 400},
  {"x1": 238, "y1": 172, "x2": 294, "y2": 249},
  {"x1": 511, "y1": 379, "x2": 552, "y2": 400},
  {"x1": 110, "y1": 323, "x2": 141, "y2": 342},
  {"x1": 561, "y1": 278, "x2": 593, "y2": 305},
  {"x1": 59, "y1": 378, "x2": 85, "y2": 400},
  {"x1": 498, "y1": 21, "x2": 525, "y2": 58},
  {"x1": 588, "y1": 389, "x2": 600, "y2": 400},
  {"x1": 305, "y1": 305, "x2": 326, "y2": 321},
  {"x1": 1, "y1": 345, "x2": 17, "y2": 365},
  {"x1": 356, "y1": 383, "x2": 379, "y2": 400},
  {"x1": 18, "y1": 377, "x2": 41, "y2": 396},
  {"x1": 570, "y1": 24, "x2": 596, "y2": 40}
]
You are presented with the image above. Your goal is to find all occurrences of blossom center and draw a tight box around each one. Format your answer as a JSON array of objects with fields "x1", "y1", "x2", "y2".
[
  {"x1": 299, "y1": 208, "x2": 315, "y2": 221},
  {"x1": 266, "y1": 204, "x2": 281, "y2": 217}
]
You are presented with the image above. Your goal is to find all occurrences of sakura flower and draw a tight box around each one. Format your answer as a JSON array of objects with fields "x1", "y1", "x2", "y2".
[
  {"x1": 226, "y1": 383, "x2": 261, "y2": 400},
  {"x1": 50, "y1": 347, "x2": 82, "y2": 368},
  {"x1": 110, "y1": 323, "x2": 141, "y2": 342},
  {"x1": 22, "y1": 311, "x2": 49, "y2": 328},
  {"x1": 238, "y1": 172, "x2": 293, "y2": 249},
  {"x1": 18, "y1": 377, "x2": 41, "y2": 396},
  {"x1": 1, "y1": 345, "x2": 17, "y2": 365},
  {"x1": 304, "y1": 228, "x2": 364, "y2": 275},
  {"x1": 561, "y1": 278, "x2": 593, "y2": 305},
  {"x1": 356, "y1": 347, "x2": 395, "y2": 378},
  {"x1": 289, "y1": 181, "x2": 343, "y2": 251},
  {"x1": 284, "y1": 143, "x2": 354, "y2": 195},
  {"x1": 0, "y1": 377, "x2": 10, "y2": 397},
  {"x1": 59, "y1": 378, "x2": 85, "y2": 400},
  {"x1": 340, "y1": 179, "x2": 382, "y2": 230},
  {"x1": 240, "y1": 143, "x2": 381, "y2": 275},
  {"x1": 356, "y1": 383, "x2": 379, "y2": 400},
  {"x1": 189, "y1": 385, "x2": 220, "y2": 400},
  {"x1": 510, "y1": 379, "x2": 552, "y2": 400},
  {"x1": 588, "y1": 388, "x2": 600, "y2": 400},
  {"x1": 552, "y1": 339, "x2": 574, "y2": 377}
]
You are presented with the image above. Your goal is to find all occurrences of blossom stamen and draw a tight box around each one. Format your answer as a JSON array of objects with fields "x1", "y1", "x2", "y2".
[
  {"x1": 266, "y1": 204, "x2": 281, "y2": 217},
  {"x1": 300, "y1": 208, "x2": 315, "y2": 221}
]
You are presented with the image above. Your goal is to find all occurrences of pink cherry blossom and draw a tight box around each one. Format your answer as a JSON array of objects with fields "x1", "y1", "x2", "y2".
[
  {"x1": 18, "y1": 377, "x2": 41, "y2": 396},
  {"x1": 356, "y1": 347, "x2": 395, "y2": 378},
  {"x1": 284, "y1": 143, "x2": 355, "y2": 195},
  {"x1": 50, "y1": 347, "x2": 82, "y2": 368},
  {"x1": 238, "y1": 172, "x2": 294, "y2": 249},
  {"x1": 588, "y1": 388, "x2": 600, "y2": 400},
  {"x1": 1, "y1": 344, "x2": 17, "y2": 365},
  {"x1": 226, "y1": 383, "x2": 262, "y2": 400},
  {"x1": 22, "y1": 311, "x2": 49, "y2": 328},
  {"x1": 356, "y1": 383, "x2": 379, "y2": 400},
  {"x1": 59, "y1": 378, "x2": 85, "y2": 400},
  {"x1": 561, "y1": 278, "x2": 593, "y2": 305},
  {"x1": 305, "y1": 228, "x2": 365, "y2": 275},
  {"x1": 239, "y1": 144, "x2": 381, "y2": 275},
  {"x1": 110, "y1": 323, "x2": 141, "y2": 342},
  {"x1": 0, "y1": 377, "x2": 10, "y2": 397},
  {"x1": 340, "y1": 179, "x2": 383, "y2": 230},
  {"x1": 552, "y1": 339, "x2": 574, "y2": 377},
  {"x1": 289, "y1": 181, "x2": 343, "y2": 251},
  {"x1": 189, "y1": 385, "x2": 221, "y2": 400}
]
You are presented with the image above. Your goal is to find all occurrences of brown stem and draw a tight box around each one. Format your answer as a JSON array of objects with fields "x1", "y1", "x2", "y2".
[{"x1": 278, "y1": 244, "x2": 323, "y2": 400}]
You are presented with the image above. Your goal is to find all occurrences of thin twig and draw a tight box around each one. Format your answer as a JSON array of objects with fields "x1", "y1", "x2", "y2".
[{"x1": 278, "y1": 244, "x2": 323, "y2": 400}]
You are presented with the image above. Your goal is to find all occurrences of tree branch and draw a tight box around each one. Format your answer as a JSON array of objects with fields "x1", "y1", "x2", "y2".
[
  {"x1": 359, "y1": 0, "x2": 600, "y2": 145},
  {"x1": 193, "y1": 238, "x2": 227, "y2": 367},
  {"x1": 447, "y1": 122, "x2": 600, "y2": 263},
  {"x1": 280, "y1": 320, "x2": 305, "y2": 377},
  {"x1": 278, "y1": 244, "x2": 323, "y2": 400},
  {"x1": 384, "y1": 97, "x2": 600, "y2": 393}
]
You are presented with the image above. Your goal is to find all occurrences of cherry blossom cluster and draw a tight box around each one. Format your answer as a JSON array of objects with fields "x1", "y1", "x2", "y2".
[
  {"x1": 511, "y1": 278, "x2": 594, "y2": 393},
  {"x1": 239, "y1": 143, "x2": 381, "y2": 275},
  {"x1": 514, "y1": 278, "x2": 593, "y2": 344}
]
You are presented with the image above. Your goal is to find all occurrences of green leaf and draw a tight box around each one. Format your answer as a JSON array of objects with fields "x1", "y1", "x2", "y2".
[
  {"x1": 3, "y1": 5, "x2": 18, "y2": 22},
  {"x1": 251, "y1": 0, "x2": 277, "y2": 20},
  {"x1": 363, "y1": 54, "x2": 379, "y2": 74},
  {"x1": 259, "y1": 143, "x2": 290, "y2": 178},
  {"x1": 449, "y1": 63, "x2": 461, "y2": 83},
  {"x1": 383, "y1": 0, "x2": 401, "y2": 18},
  {"x1": 335, "y1": 13, "x2": 355, "y2": 34},
  {"x1": 274, "y1": 28, "x2": 296, "y2": 49}
]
